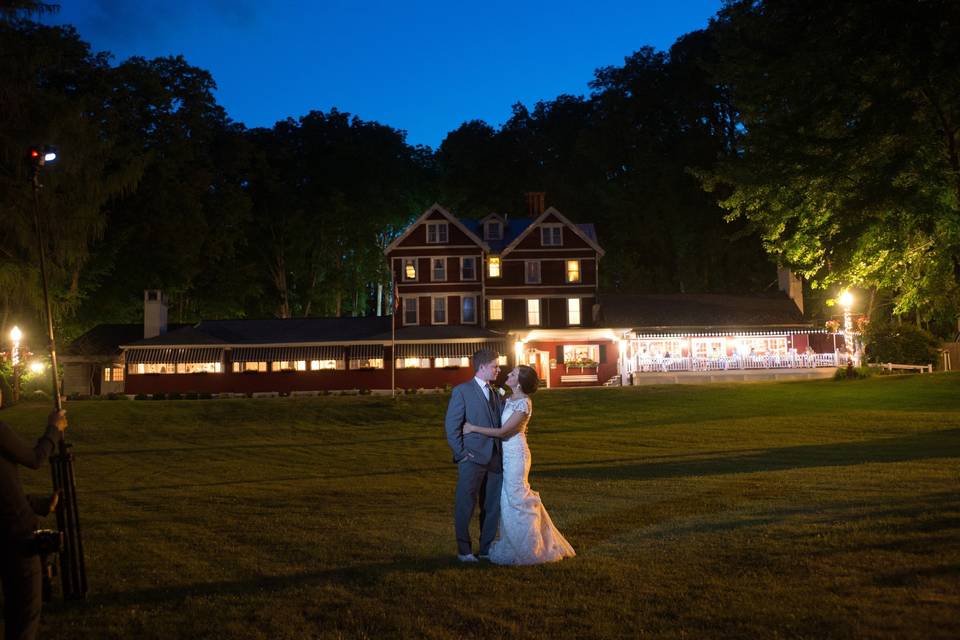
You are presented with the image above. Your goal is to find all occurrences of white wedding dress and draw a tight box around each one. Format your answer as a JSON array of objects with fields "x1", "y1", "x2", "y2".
[{"x1": 488, "y1": 397, "x2": 576, "y2": 565}]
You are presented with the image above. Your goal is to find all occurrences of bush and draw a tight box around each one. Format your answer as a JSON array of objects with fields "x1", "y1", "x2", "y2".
[
  {"x1": 168, "y1": 392, "x2": 183, "y2": 401},
  {"x1": 184, "y1": 392, "x2": 199, "y2": 400},
  {"x1": 134, "y1": 393, "x2": 149, "y2": 400},
  {"x1": 833, "y1": 363, "x2": 873, "y2": 380},
  {"x1": 105, "y1": 392, "x2": 127, "y2": 400},
  {"x1": 199, "y1": 393, "x2": 213, "y2": 400},
  {"x1": 151, "y1": 393, "x2": 166, "y2": 401},
  {"x1": 359, "y1": 388, "x2": 372, "y2": 395},
  {"x1": 863, "y1": 321, "x2": 939, "y2": 365}
]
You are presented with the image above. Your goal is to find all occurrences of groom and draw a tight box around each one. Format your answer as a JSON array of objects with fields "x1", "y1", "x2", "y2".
[{"x1": 444, "y1": 348, "x2": 502, "y2": 562}]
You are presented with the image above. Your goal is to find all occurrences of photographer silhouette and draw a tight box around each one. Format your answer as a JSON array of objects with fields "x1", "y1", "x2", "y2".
[{"x1": 1, "y1": 409, "x2": 67, "y2": 640}]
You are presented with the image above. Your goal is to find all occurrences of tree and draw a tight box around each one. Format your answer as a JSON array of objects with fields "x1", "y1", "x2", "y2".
[{"x1": 701, "y1": 0, "x2": 960, "y2": 331}]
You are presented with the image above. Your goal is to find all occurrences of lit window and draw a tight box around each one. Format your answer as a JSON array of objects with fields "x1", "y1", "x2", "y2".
[
  {"x1": 460, "y1": 257, "x2": 476, "y2": 280},
  {"x1": 488, "y1": 256, "x2": 501, "y2": 278},
  {"x1": 403, "y1": 258, "x2": 417, "y2": 281},
  {"x1": 295, "y1": 360, "x2": 307, "y2": 371},
  {"x1": 349, "y1": 357, "x2": 384, "y2": 369},
  {"x1": 232, "y1": 361, "x2": 267, "y2": 372},
  {"x1": 433, "y1": 297, "x2": 447, "y2": 324},
  {"x1": 462, "y1": 296, "x2": 476, "y2": 323},
  {"x1": 527, "y1": 299, "x2": 540, "y2": 326},
  {"x1": 525, "y1": 261, "x2": 541, "y2": 284},
  {"x1": 568, "y1": 298, "x2": 581, "y2": 325},
  {"x1": 432, "y1": 258, "x2": 446, "y2": 281},
  {"x1": 112, "y1": 366, "x2": 124, "y2": 381},
  {"x1": 563, "y1": 344, "x2": 599, "y2": 366},
  {"x1": 426, "y1": 221, "x2": 449, "y2": 244},
  {"x1": 498, "y1": 355, "x2": 508, "y2": 366},
  {"x1": 309, "y1": 359, "x2": 339, "y2": 370},
  {"x1": 435, "y1": 356, "x2": 470, "y2": 368},
  {"x1": 566, "y1": 260, "x2": 580, "y2": 283},
  {"x1": 403, "y1": 297, "x2": 418, "y2": 325},
  {"x1": 489, "y1": 298, "x2": 503, "y2": 321},
  {"x1": 397, "y1": 357, "x2": 431, "y2": 369},
  {"x1": 541, "y1": 224, "x2": 562, "y2": 246}
]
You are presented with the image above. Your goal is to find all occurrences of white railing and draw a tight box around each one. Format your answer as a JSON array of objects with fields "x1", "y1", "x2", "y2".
[{"x1": 628, "y1": 353, "x2": 846, "y2": 374}]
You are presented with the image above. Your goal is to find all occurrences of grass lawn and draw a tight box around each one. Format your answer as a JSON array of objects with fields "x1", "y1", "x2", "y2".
[{"x1": 2, "y1": 373, "x2": 959, "y2": 639}]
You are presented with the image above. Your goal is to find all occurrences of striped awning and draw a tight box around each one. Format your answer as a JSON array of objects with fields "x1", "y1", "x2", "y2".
[
  {"x1": 124, "y1": 347, "x2": 223, "y2": 364},
  {"x1": 395, "y1": 341, "x2": 507, "y2": 359},
  {"x1": 230, "y1": 346, "x2": 345, "y2": 363},
  {"x1": 349, "y1": 344, "x2": 383, "y2": 360}
]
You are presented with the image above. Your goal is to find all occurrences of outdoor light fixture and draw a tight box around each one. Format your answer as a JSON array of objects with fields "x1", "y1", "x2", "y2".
[
  {"x1": 514, "y1": 339, "x2": 525, "y2": 364},
  {"x1": 9, "y1": 326, "x2": 21, "y2": 365},
  {"x1": 29, "y1": 145, "x2": 58, "y2": 166},
  {"x1": 30, "y1": 361, "x2": 45, "y2": 374},
  {"x1": 839, "y1": 290, "x2": 853, "y2": 308}
]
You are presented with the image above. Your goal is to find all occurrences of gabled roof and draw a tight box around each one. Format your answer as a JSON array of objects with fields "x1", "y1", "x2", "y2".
[
  {"x1": 64, "y1": 323, "x2": 190, "y2": 357},
  {"x1": 121, "y1": 316, "x2": 394, "y2": 348},
  {"x1": 500, "y1": 207, "x2": 605, "y2": 257},
  {"x1": 478, "y1": 213, "x2": 506, "y2": 224},
  {"x1": 384, "y1": 203, "x2": 490, "y2": 254},
  {"x1": 599, "y1": 293, "x2": 809, "y2": 330}
]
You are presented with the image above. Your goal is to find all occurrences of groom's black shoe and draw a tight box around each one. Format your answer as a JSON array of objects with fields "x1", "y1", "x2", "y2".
[{"x1": 478, "y1": 551, "x2": 490, "y2": 560}]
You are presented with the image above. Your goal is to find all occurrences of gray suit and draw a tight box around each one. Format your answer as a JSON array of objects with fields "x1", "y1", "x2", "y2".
[{"x1": 444, "y1": 378, "x2": 503, "y2": 555}]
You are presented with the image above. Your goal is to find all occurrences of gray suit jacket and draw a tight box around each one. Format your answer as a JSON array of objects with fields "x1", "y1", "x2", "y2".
[{"x1": 444, "y1": 379, "x2": 502, "y2": 465}]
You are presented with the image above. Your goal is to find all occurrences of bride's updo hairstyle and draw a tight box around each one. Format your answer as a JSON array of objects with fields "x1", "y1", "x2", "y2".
[{"x1": 516, "y1": 365, "x2": 539, "y2": 395}]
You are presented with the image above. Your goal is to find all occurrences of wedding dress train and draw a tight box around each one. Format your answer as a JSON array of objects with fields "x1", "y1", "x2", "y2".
[{"x1": 488, "y1": 397, "x2": 575, "y2": 565}]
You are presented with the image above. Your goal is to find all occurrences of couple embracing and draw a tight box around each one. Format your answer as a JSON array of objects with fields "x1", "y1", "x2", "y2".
[{"x1": 444, "y1": 348, "x2": 575, "y2": 565}]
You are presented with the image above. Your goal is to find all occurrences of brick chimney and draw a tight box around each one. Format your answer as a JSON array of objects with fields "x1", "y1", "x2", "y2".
[
  {"x1": 777, "y1": 268, "x2": 804, "y2": 315},
  {"x1": 526, "y1": 192, "x2": 545, "y2": 217},
  {"x1": 144, "y1": 289, "x2": 168, "y2": 338}
]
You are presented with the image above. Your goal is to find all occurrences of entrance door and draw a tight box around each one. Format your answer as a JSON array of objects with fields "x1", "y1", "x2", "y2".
[{"x1": 525, "y1": 349, "x2": 550, "y2": 389}]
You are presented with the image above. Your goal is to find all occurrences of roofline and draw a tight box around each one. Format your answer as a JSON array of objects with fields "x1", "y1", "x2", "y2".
[
  {"x1": 500, "y1": 207, "x2": 605, "y2": 257},
  {"x1": 383, "y1": 203, "x2": 490, "y2": 254}
]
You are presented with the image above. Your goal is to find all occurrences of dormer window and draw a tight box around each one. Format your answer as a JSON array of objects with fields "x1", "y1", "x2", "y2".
[
  {"x1": 541, "y1": 224, "x2": 563, "y2": 246},
  {"x1": 485, "y1": 221, "x2": 502, "y2": 241},
  {"x1": 426, "y1": 221, "x2": 449, "y2": 244}
]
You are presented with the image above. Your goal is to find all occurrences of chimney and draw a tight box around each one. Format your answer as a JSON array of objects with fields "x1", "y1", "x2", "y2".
[
  {"x1": 525, "y1": 192, "x2": 545, "y2": 217},
  {"x1": 777, "y1": 268, "x2": 804, "y2": 315},
  {"x1": 144, "y1": 289, "x2": 168, "y2": 338}
]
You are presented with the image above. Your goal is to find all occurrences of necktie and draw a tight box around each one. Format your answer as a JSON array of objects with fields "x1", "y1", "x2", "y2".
[{"x1": 487, "y1": 384, "x2": 499, "y2": 423}]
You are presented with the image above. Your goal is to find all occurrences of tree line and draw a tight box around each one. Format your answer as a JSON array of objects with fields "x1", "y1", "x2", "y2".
[{"x1": 1, "y1": 0, "x2": 957, "y2": 345}]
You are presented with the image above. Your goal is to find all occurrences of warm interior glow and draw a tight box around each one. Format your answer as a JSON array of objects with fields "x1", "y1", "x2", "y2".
[{"x1": 488, "y1": 256, "x2": 501, "y2": 277}]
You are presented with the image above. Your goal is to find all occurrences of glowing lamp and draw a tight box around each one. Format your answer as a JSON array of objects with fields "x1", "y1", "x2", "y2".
[
  {"x1": 29, "y1": 361, "x2": 45, "y2": 374},
  {"x1": 839, "y1": 290, "x2": 853, "y2": 308}
]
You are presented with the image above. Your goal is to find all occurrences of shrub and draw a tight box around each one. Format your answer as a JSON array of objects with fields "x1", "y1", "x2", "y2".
[
  {"x1": 199, "y1": 393, "x2": 213, "y2": 400},
  {"x1": 168, "y1": 392, "x2": 183, "y2": 401},
  {"x1": 184, "y1": 392, "x2": 199, "y2": 400},
  {"x1": 833, "y1": 363, "x2": 873, "y2": 380},
  {"x1": 863, "y1": 321, "x2": 939, "y2": 365},
  {"x1": 151, "y1": 393, "x2": 166, "y2": 401},
  {"x1": 405, "y1": 388, "x2": 417, "y2": 395},
  {"x1": 105, "y1": 392, "x2": 127, "y2": 400},
  {"x1": 359, "y1": 388, "x2": 372, "y2": 395},
  {"x1": 134, "y1": 393, "x2": 149, "y2": 400}
]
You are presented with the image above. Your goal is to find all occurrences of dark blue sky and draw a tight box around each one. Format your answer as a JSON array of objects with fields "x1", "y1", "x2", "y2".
[{"x1": 46, "y1": 1, "x2": 722, "y2": 148}]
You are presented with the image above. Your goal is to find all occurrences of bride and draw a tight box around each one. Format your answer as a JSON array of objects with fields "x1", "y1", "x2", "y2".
[{"x1": 463, "y1": 365, "x2": 575, "y2": 565}]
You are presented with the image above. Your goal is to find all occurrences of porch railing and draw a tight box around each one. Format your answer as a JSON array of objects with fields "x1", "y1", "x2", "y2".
[{"x1": 629, "y1": 353, "x2": 846, "y2": 374}]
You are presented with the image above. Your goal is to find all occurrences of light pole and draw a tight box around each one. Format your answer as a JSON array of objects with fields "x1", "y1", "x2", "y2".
[{"x1": 29, "y1": 145, "x2": 88, "y2": 601}]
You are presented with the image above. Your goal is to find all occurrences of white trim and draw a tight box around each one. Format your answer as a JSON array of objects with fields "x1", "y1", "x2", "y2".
[
  {"x1": 431, "y1": 257, "x2": 447, "y2": 282},
  {"x1": 431, "y1": 295, "x2": 448, "y2": 325},
  {"x1": 541, "y1": 223, "x2": 564, "y2": 247},
  {"x1": 488, "y1": 298, "x2": 504, "y2": 321},
  {"x1": 460, "y1": 256, "x2": 478, "y2": 281},
  {"x1": 425, "y1": 221, "x2": 449, "y2": 244},
  {"x1": 461, "y1": 295, "x2": 478, "y2": 325},
  {"x1": 384, "y1": 203, "x2": 490, "y2": 254},
  {"x1": 526, "y1": 299, "x2": 541, "y2": 326},
  {"x1": 391, "y1": 244, "x2": 479, "y2": 250},
  {"x1": 524, "y1": 260, "x2": 541, "y2": 284},
  {"x1": 400, "y1": 257, "x2": 419, "y2": 282},
  {"x1": 500, "y1": 207, "x2": 605, "y2": 257},
  {"x1": 403, "y1": 296, "x2": 419, "y2": 326},
  {"x1": 503, "y1": 255, "x2": 597, "y2": 260}
]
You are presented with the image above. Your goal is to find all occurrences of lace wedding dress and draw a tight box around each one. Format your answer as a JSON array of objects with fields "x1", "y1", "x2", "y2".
[{"x1": 488, "y1": 397, "x2": 576, "y2": 565}]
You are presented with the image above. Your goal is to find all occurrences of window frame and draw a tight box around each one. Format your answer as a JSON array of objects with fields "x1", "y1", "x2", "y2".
[
  {"x1": 432, "y1": 295, "x2": 448, "y2": 325},
  {"x1": 403, "y1": 297, "x2": 419, "y2": 326},
  {"x1": 426, "y1": 221, "x2": 449, "y2": 244},
  {"x1": 432, "y1": 257, "x2": 446, "y2": 282},
  {"x1": 485, "y1": 221, "x2": 502, "y2": 241},
  {"x1": 567, "y1": 298, "x2": 582, "y2": 326},
  {"x1": 541, "y1": 224, "x2": 563, "y2": 246},
  {"x1": 526, "y1": 299, "x2": 541, "y2": 326},
  {"x1": 460, "y1": 256, "x2": 476, "y2": 281},
  {"x1": 401, "y1": 257, "x2": 418, "y2": 282},
  {"x1": 525, "y1": 260, "x2": 541, "y2": 284}
]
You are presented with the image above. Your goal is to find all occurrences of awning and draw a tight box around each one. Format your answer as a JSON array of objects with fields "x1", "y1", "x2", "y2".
[
  {"x1": 349, "y1": 344, "x2": 383, "y2": 360},
  {"x1": 230, "y1": 346, "x2": 345, "y2": 362},
  {"x1": 124, "y1": 347, "x2": 224, "y2": 364},
  {"x1": 395, "y1": 341, "x2": 507, "y2": 359}
]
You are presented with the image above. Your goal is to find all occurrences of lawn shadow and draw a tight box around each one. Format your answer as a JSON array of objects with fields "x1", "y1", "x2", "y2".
[{"x1": 535, "y1": 429, "x2": 960, "y2": 482}]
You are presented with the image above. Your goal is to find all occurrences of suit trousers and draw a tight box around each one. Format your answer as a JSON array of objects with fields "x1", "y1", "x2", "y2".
[
  {"x1": 1, "y1": 549, "x2": 43, "y2": 640},
  {"x1": 454, "y1": 451, "x2": 503, "y2": 555}
]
